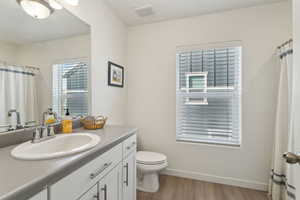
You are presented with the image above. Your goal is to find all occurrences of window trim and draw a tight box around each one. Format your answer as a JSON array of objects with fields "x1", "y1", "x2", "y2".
[{"x1": 176, "y1": 41, "x2": 243, "y2": 147}]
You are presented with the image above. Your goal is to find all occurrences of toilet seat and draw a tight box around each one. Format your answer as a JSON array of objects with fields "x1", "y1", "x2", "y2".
[
  {"x1": 136, "y1": 151, "x2": 167, "y2": 165},
  {"x1": 137, "y1": 161, "x2": 168, "y2": 172}
]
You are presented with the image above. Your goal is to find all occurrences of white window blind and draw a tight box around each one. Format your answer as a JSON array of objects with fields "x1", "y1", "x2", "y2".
[
  {"x1": 176, "y1": 45, "x2": 242, "y2": 146},
  {"x1": 52, "y1": 61, "x2": 88, "y2": 117}
]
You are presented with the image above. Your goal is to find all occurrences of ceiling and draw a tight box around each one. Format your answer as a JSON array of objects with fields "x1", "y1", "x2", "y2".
[
  {"x1": 0, "y1": 0, "x2": 90, "y2": 45},
  {"x1": 104, "y1": 0, "x2": 286, "y2": 26}
]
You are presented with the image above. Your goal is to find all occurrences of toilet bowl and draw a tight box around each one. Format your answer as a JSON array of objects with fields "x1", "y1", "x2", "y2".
[{"x1": 136, "y1": 151, "x2": 167, "y2": 193}]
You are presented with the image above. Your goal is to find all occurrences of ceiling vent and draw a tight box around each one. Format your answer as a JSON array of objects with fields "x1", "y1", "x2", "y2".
[{"x1": 135, "y1": 5, "x2": 154, "y2": 17}]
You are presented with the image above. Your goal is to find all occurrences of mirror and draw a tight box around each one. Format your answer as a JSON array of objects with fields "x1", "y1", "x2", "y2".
[{"x1": 0, "y1": 0, "x2": 91, "y2": 133}]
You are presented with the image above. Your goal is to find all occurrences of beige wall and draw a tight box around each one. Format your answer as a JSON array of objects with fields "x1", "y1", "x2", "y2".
[
  {"x1": 15, "y1": 34, "x2": 91, "y2": 119},
  {"x1": 0, "y1": 41, "x2": 18, "y2": 63},
  {"x1": 64, "y1": 0, "x2": 128, "y2": 125},
  {"x1": 127, "y1": 1, "x2": 292, "y2": 190}
]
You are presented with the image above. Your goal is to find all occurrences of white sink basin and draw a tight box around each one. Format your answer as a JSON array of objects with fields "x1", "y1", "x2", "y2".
[{"x1": 11, "y1": 133, "x2": 100, "y2": 160}]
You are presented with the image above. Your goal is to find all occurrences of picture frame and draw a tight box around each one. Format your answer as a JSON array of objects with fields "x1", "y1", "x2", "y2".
[{"x1": 108, "y1": 61, "x2": 124, "y2": 88}]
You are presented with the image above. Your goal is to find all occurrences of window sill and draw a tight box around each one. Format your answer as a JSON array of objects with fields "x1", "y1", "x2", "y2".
[{"x1": 176, "y1": 137, "x2": 241, "y2": 148}]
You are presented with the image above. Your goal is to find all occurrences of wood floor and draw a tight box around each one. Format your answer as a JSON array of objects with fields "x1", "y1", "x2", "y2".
[{"x1": 137, "y1": 175, "x2": 270, "y2": 200}]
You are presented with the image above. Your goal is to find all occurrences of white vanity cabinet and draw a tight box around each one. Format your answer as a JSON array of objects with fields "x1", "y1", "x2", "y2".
[
  {"x1": 122, "y1": 134, "x2": 137, "y2": 200},
  {"x1": 78, "y1": 162, "x2": 125, "y2": 200},
  {"x1": 28, "y1": 189, "x2": 47, "y2": 200},
  {"x1": 77, "y1": 163, "x2": 122, "y2": 200},
  {"x1": 98, "y1": 163, "x2": 123, "y2": 200},
  {"x1": 48, "y1": 134, "x2": 137, "y2": 200},
  {"x1": 123, "y1": 152, "x2": 136, "y2": 200},
  {"x1": 50, "y1": 143, "x2": 123, "y2": 200}
]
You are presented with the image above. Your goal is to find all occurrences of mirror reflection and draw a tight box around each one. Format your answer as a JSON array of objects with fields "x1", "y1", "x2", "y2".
[{"x1": 0, "y1": 0, "x2": 90, "y2": 133}]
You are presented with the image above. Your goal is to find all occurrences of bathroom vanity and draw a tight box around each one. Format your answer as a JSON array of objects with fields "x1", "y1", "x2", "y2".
[{"x1": 0, "y1": 126, "x2": 137, "y2": 200}]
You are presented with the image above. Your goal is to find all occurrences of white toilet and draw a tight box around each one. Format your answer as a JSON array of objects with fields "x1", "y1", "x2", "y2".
[{"x1": 136, "y1": 151, "x2": 168, "y2": 193}]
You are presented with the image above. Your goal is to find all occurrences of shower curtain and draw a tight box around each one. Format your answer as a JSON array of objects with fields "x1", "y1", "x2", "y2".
[
  {"x1": 0, "y1": 65, "x2": 38, "y2": 130},
  {"x1": 269, "y1": 40, "x2": 295, "y2": 200}
]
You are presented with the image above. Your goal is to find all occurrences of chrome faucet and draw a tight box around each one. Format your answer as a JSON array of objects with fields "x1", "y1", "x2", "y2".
[
  {"x1": 32, "y1": 123, "x2": 57, "y2": 143},
  {"x1": 8, "y1": 109, "x2": 22, "y2": 129}
]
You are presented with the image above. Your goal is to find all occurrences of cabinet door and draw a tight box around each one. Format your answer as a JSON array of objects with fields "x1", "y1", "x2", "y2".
[
  {"x1": 123, "y1": 152, "x2": 136, "y2": 200},
  {"x1": 78, "y1": 184, "x2": 98, "y2": 200},
  {"x1": 99, "y1": 163, "x2": 123, "y2": 200}
]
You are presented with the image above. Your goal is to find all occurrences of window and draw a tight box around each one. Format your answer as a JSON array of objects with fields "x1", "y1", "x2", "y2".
[
  {"x1": 176, "y1": 44, "x2": 242, "y2": 146},
  {"x1": 52, "y1": 61, "x2": 89, "y2": 117}
]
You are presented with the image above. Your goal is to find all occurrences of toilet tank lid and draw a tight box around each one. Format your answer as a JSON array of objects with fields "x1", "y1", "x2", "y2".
[{"x1": 136, "y1": 151, "x2": 167, "y2": 165}]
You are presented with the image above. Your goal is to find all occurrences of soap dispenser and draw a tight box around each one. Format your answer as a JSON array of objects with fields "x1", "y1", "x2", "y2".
[{"x1": 62, "y1": 108, "x2": 72, "y2": 133}]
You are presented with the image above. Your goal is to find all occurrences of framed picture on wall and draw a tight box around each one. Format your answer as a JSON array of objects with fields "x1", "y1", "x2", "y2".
[{"x1": 108, "y1": 61, "x2": 124, "y2": 88}]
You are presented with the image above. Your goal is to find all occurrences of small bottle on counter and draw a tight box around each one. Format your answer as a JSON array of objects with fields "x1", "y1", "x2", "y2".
[
  {"x1": 44, "y1": 108, "x2": 57, "y2": 125},
  {"x1": 62, "y1": 108, "x2": 72, "y2": 133}
]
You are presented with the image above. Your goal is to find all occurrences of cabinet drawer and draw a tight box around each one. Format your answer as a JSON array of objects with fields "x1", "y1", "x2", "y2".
[
  {"x1": 123, "y1": 134, "x2": 136, "y2": 158},
  {"x1": 50, "y1": 144, "x2": 122, "y2": 200}
]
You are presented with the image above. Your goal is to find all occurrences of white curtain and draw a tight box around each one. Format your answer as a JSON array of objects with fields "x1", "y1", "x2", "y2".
[
  {"x1": 0, "y1": 65, "x2": 38, "y2": 130},
  {"x1": 269, "y1": 40, "x2": 295, "y2": 200}
]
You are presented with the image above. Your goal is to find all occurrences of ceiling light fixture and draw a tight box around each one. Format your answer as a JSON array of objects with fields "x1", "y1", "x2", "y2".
[
  {"x1": 17, "y1": 0, "x2": 79, "y2": 19},
  {"x1": 17, "y1": 0, "x2": 54, "y2": 19},
  {"x1": 49, "y1": 0, "x2": 63, "y2": 10}
]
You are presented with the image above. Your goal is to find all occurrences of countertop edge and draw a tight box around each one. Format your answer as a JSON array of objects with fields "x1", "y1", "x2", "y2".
[{"x1": 1, "y1": 127, "x2": 137, "y2": 200}]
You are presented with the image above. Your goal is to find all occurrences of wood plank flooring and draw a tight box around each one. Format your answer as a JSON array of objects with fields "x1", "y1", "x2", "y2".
[{"x1": 137, "y1": 175, "x2": 270, "y2": 200}]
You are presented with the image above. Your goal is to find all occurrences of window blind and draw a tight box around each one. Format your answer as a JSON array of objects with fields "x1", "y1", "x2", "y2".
[
  {"x1": 176, "y1": 46, "x2": 241, "y2": 146},
  {"x1": 52, "y1": 61, "x2": 88, "y2": 117}
]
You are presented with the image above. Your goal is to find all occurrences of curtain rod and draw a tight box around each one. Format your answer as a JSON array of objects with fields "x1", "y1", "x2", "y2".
[
  {"x1": 0, "y1": 60, "x2": 40, "y2": 71},
  {"x1": 277, "y1": 39, "x2": 293, "y2": 49}
]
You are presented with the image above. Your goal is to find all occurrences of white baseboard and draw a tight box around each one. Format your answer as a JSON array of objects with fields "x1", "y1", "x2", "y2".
[{"x1": 161, "y1": 168, "x2": 268, "y2": 191}]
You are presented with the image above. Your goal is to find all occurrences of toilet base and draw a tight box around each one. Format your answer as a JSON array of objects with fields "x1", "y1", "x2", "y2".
[{"x1": 137, "y1": 172, "x2": 160, "y2": 193}]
